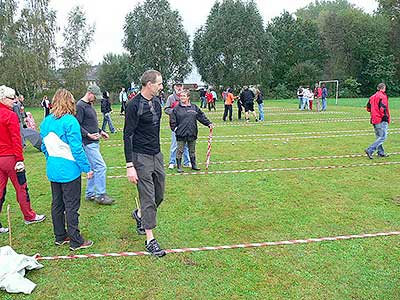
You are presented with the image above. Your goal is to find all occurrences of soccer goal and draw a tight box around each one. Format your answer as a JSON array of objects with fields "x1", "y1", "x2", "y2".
[{"x1": 319, "y1": 80, "x2": 339, "y2": 105}]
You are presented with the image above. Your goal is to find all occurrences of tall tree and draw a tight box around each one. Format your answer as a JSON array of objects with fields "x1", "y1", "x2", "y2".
[
  {"x1": 123, "y1": 0, "x2": 191, "y2": 84},
  {"x1": 266, "y1": 11, "x2": 325, "y2": 89},
  {"x1": 0, "y1": 0, "x2": 57, "y2": 101},
  {"x1": 98, "y1": 53, "x2": 132, "y2": 93},
  {"x1": 192, "y1": 0, "x2": 273, "y2": 88},
  {"x1": 377, "y1": 0, "x2": 400, "y2": 93},
  {"x1": 60, "y1": 5, "x2": 95, "y2": 97}
]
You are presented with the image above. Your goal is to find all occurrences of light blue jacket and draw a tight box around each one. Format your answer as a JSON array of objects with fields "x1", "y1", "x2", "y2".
[{"x1": 40, "y1": 114, "x2": 91, "y2": 183}]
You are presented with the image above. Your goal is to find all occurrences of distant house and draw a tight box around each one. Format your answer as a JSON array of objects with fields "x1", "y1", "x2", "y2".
[{"x1": 86, "y1": 65, "x2": 99, "y2": 86}]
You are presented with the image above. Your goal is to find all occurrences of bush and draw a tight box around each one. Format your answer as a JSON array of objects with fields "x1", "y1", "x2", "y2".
[
  {"x1": 272, "y1": 83, "x2": 293, "y2": 99},
  {"x1": 340, "y1": 77, "x2": 361, "y2": 98}
]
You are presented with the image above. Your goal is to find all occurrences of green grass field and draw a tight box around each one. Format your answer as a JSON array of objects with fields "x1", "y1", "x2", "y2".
[{"x1": 1, "y1": 97, "x2": 400, "y2": 299}]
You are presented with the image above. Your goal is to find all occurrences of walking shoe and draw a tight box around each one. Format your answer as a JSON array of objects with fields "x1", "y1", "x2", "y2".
[
  {"x1": 24, "y1": 214, "x2": 46, "y2": 225},
  {"x1": 86, "y1": 195, "x2": 95, "y2": 201},
  {"x1": 183, "y1": 163, "x2": 192, "y2": 168},
  {"x1": 145, "y1": 239, "x2": 166, "y2": 257},
  {"x1": 95, "y1": 194, "x2": 114, "y2": 205},
  {"x1": 0, "y1": 227, "x2": 9, "y2": 234},
  {"x1": 364, "y1": 149, "x2": 373, "y2": 159},
  {"x1": 131, "y1": 209, "x2": 146, "y2": 235},
  {"x1": 378, "y1": 153, "x2": 389, "y2": 158},
  {"x1": 55, "y1": 237, "x2": 70, "y2": 246},
  {"x1": 70, "y1": 240, "x2": 94, "y2": 251},
  {"x1": 168, "y1": 163, "x2": 175, "y2": 169}
]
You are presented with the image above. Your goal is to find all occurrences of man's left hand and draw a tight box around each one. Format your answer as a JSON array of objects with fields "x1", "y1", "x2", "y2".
[{"x1": 100, "y1": 130, "x2": 109, "y2": 140}]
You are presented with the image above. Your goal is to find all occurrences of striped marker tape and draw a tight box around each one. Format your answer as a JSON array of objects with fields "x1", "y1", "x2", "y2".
[
  {"x1": 104, "y1": 131, "x2": 400, "y2": 147},
  {"x1": 35, "y1": 231, "x2": 400, "y2": 261},
  {"x1": 107, "y1": 152, "x2": 400, "y2": 169},
  {"x1": 105, "y1": 161, "x2": 400, "y2": 178}
]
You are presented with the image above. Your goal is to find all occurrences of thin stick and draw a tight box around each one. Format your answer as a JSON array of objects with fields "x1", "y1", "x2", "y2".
[
  {"x1": 135, "y1": 196, "x2": 141, "y2": 218},
  {"x1": 205, "y1": 127, "x2": 213, "y2": 171},
  {"x1": 7, "y1": 204, "x2": 12, "y2": 247}
]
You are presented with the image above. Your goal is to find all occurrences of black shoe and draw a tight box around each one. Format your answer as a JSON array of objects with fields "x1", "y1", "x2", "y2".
[
  {"x1": 190, "y1": 157, "x2": 201, "y2": 171},
  {"x1": 364, "y1": 149, "x2": 373, "y2": 159},
  {"x1": 132, "y1": 209, "x2": 146, "y2": 235},
  {"x1": 378, "y1": 153, "x2": 389, "y2": 158},
  {"x1": 145, "y1": 239, "x2": 166, "y2": 257},
  {"x1": 176, "y1": 158, "x2": 184, "y2": 173}
]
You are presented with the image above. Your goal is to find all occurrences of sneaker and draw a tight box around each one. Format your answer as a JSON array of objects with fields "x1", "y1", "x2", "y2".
[
  {"x1": 131, "y1": 209, "x2": 146, "y2": 235},
  {"x1": 86, "y1": 195, "x2": 95, "y2": 201},
  {"x1": 364, "y1": 149, "x2": 373, "y2": 159},
  {"x1": 24, "y1": 214, "x2": 46, "y2": 225},
  {"x1": 145, "y1": 239, "x2": 166, "y2": 257},
  {"x1": 55, "y1": 237, "x2": 70, "y2": 246},
  {"x1": 70, "y1": 240, "x2": 94, "y2": 251},
  {"x1": 183, "y1": 163, "x2": 192, "y2": 168},
  {"x1": 0, "y1": 227, "x2": 9, "y2": 234},
  {"x1": 378, "y1": 153, "x2": 389, "y2": 158},
  {"x1": 95, "y1": 194, "x2": 114, "y2": 205},
  {"x1": 168, "y1": 164, "x2": 175, "y2": 169}
]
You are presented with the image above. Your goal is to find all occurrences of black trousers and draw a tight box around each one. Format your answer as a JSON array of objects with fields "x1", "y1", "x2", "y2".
[
  {"x1": 132, "y1": 152, "x2": 165, "y2": 229},
  {"x1": 237, "y1": 102, "x2": 243, "y2": 120},
  {"x1": 223, "y1": 105, "x2": 232, "y2": 121},
  {"x1": 51, "y1": 176, "x2": 84, "y2": 248}
]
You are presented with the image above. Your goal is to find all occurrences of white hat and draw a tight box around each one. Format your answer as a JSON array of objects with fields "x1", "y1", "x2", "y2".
[{"x1": 0, "y1": 85, "x2": 16, "y2": 99}]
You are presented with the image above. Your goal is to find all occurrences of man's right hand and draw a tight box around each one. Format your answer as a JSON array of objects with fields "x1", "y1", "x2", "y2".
[
  {"x1": 87, "y1": 133, "x2": 100, "y2": 140},
  {"x1": 127, "y1": 166, "x2": 138, "y2": 184}
]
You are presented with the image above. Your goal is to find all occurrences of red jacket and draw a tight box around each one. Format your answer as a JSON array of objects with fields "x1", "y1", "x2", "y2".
[
  {"x1": 366, "y1": 90, "x2": 390, "y2": 124},
  {"x1": 0, "y1": 103, "x2": 24, "y2": 161}
]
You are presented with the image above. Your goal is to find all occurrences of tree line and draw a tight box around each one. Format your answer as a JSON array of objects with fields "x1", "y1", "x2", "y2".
[{"x1": 1, "y1": 0, "x2": 399, "y2": 105}]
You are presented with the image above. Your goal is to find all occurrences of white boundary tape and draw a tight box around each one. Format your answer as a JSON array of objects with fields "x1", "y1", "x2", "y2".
[
  {"x1": 107, "y1": 152, "x2": 400, "y2": 169},
  {"x1": 105, "y1": 161, "x2": 400, "y2": 178},
  {"x1": 35, "y1": 231, "x2": 400, "y2": 261},
  {"x1": 104, "y1": 131, "x2": 400, "y2": 147}
]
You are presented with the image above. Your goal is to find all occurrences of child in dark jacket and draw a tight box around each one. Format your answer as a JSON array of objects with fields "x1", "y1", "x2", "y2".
[{"x1": 169, "y1": 90, "x2": 214, "y2": 173}]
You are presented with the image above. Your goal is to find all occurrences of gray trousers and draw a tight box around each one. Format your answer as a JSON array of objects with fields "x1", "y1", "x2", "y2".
[
  {"x1": 132, "y1": 152, "x2": 165, "y2": 229},
  {"x1": 177, "y1": 140, "x2": 196, "y2": 159},
  {"x1": 51, "y1": 176, "x2": 84, "y2": 248}
]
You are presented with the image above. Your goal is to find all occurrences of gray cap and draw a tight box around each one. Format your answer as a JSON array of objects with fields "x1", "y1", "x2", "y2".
[{"x1": 87, "y1": 84, "x2": 102, "y2": 99}]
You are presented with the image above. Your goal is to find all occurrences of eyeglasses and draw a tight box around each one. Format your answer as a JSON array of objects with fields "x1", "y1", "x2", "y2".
[{"x1": 6, "y1": 97, "x2": 15, "y2": 100}]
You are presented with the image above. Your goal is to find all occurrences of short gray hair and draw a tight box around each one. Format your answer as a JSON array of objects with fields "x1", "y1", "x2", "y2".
[
  {"x1": 140, "y1": 70, "x2": 161, "y2": 86},
  {"x1": 377, "y1": 83, "x2": 386, "y2": 91},
  {"x1": 0, "y1": 85, "x2": 16, "y2": 99}
]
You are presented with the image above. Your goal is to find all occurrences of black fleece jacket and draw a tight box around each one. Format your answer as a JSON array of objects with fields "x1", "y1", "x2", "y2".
[{"x1": 169, "y1": 103, "x2": 211, "y2": 141}]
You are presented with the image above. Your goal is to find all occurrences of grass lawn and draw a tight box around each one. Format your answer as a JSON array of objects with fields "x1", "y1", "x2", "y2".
[{"x1": 1, "y1": 97, "x2": 399, "y2": 299}]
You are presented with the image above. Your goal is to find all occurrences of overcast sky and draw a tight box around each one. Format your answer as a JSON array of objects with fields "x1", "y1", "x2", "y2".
[{"x1": 49, "y1": 0, "x2": 378, "y2": 65}]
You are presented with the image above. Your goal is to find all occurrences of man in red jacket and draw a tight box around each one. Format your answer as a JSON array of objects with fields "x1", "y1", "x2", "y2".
[
  {"x1": 0, "y1": 85, "x2": 45, "y2": 233},
  {"x1": 365, "y1": 83, "x2": 390, "y2": 159}
]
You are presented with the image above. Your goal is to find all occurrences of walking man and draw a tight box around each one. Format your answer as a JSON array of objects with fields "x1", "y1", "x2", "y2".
[
  {"x1": 365, "y1": 83, "x2": 390, "y2": 159},
  {"x1": 164, "y1": 82, "x2": 190, "y2": 169},
  {"x1": 76, "y1": 85, "x2": 114, "y2": 205},
  {"x1": 119, "y1": 87, "x2": 128, "y2": 115},
  {"x1": 124, "y1": 70, "x2": 166, "y2": 257}
]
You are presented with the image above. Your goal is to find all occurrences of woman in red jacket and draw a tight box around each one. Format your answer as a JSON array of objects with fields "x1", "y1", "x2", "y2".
[{"x1": 0, "y1": 85, "x2": 45, "y2": 233}]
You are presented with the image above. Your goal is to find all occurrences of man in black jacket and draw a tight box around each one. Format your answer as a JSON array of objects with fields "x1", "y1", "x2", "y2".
[
  {"x1": 100, "y1": 91, "x2": 115, "y2": 133},
  {"x1": 124, "y1": 70, "x2": 166, "y2": 257},
  {"x1": 240, "y1": 86, "x2": 258, "y2": 122}
]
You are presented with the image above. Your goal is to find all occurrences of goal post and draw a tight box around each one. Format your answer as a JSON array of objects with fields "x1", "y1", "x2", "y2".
[{"x1": 319, "y1": 80, "x2": 339, "y2": 105}]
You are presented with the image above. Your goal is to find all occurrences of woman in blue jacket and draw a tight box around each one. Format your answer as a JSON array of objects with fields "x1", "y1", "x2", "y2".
[{"x1": 40, "y1": 89, "x2": 94, "y2": 251}]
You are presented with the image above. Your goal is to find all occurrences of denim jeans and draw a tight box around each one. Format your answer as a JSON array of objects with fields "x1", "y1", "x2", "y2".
[
  {"x1": 200, "y1": 97, "x2": 206, "y2": 108},
  {"x1": 169, "y1": 131, "x2": 190, "y2": 165},
  {"x1": 367, "y1": 121, "x2": 388, "y2": 155},
  {"x1": 83, "y1": 143, "x2": 107, "y2": 197},
  {"x1": 322, "y1": 98, "x2": 327, "y2": 111},
  {"x1": 101, "y1": 113, "x2": 115, "y2": 133},
  {"x1": 258, "y1": 103, "x2": 264, "y2": 121}
]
